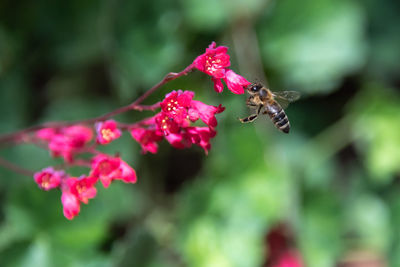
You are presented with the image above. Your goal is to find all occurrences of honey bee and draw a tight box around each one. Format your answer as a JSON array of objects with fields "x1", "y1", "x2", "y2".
[{"x1": 239, "y1": 83, "x2": 301, "y2": 133}]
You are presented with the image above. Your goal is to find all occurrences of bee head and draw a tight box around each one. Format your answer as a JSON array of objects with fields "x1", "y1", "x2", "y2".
[{"x1": 247, "y1": 83, "x2": 262, "y2": 94}]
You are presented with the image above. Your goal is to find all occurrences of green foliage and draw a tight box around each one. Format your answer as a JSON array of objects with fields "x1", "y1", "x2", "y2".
[{"x1": 1, "y1": 0, "x2": 400, "y2": 266}]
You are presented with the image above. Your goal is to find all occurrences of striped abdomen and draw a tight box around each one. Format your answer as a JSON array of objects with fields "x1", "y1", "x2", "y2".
[{"x1": 264, "y1": 102, "x2": 290, "y2": 133}]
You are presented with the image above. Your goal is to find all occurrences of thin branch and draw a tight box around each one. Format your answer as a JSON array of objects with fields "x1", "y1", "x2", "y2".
[
  {"x1": 0, "y1": 65, "x2": 194, "y2": 145},
  {"x1": 0, "y1": 157, "x2": 35, "y2": 177}
]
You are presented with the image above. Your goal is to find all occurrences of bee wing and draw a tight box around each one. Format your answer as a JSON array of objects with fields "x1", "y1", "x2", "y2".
[{"x1": 272, "y1": 91, "x2": 301, "y2": 109}]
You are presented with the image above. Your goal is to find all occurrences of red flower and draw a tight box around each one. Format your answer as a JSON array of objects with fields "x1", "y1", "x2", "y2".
[
  {"x1": 90, "y1": 154, "x2": 137, "y2": 188},
  {"x1": 130, "y1": 128, "x2": 162, "y2": 154},
  {"x1": 37, "y1": 125, "x2": 93, "y2": 162},
  {"x1": 193, "y1": 42, "x2": 251, "y2": 94},
  {"x1": 95, "y1": 120, "x2": 122, "y2": 145},
  {"x1": 61, "y1": 190, "x2": 80, "y2": 220},
  {"x1": 193, "y1": 42, "x2": 230, "y2": 78},
  {"x1": 33, "y1": 167, "x2": 64, "y2": 191}
]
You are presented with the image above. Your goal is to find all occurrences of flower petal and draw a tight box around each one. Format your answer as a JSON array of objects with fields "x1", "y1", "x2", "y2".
[{"x1": 223, "y1": 69, "x2": 251, "y2": 94}]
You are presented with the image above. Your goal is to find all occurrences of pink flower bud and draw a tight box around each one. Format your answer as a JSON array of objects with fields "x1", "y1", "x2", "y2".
[{"x1": 61, "y1": 190, "x2": 80, "y2": 220}]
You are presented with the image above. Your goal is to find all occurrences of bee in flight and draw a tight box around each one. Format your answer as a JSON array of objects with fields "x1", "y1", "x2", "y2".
[{"x1": 239, "y1": 83, "x2": 301, "y2": 133}]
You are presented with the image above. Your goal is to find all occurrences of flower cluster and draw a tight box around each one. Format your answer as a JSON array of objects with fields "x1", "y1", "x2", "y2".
[
  {"x1": 28, "y1": 41, "x2": 249, "y2": 220},
  {"x1": 34, "y1": 154, "x2": 136, "y2": 220},
  {"x1": 193, "y1": 42, "x2": 251, "y2": 94},
  {"x1": 131, "y1": 90, "x2": 224, "y2": 154},
  {"x1": 36, "y1": 125, "x2": 93, "y2": 162}
]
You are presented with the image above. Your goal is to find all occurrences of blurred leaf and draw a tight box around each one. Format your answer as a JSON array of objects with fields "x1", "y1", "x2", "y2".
[
  {"x1": 177, "y1": 132, "x2": 295, "y2": 266},
  {"x1": 345, "y1": 194, "x2": 390, "y2": 252},
  {"x1": 18, "y1": 235, "x2": 51, "y2": 267},
  {"x1": 300, "y1": 191, "x2": 341, "y2": 267},
  {"x1": 350, "y1": 84, "x2": 400, "y2": 184},
  {"x1": 260, "y1": 0, "x2": 367, "y2": 93},
  {"x1": 366, "y1": 0, "x2": 400, "y2": 81}
]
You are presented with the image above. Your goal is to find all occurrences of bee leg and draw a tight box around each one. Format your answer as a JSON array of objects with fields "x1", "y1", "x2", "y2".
[
  {"x1": 239, "y1": 105, "x2": 262, "y2": 123},
  {"x1": 239, "y1": 114, "x2": 258, "y2": 123}
]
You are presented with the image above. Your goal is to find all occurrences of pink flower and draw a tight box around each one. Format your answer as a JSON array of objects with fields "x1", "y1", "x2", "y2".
[
  {"x1": 61, "y1": 190, "x2": 80, "y2": 220},
  {"x1": 90, "y1": 154, "x2": 137, "y2": 188},
  {"x1": 163, "y1": 127, "x2": 216, "y2": 154},
  {"x1": 223, "y1": 69, "x2": 251, "y2": 95},
  {"x1": 193, "y1": 42, "x2": 251, "y2": 94},
  {"x1": 36, "y1": 128, "x2": 57, "y2": 141},
  {"x1": 160, "y1": 90, "x2": 194, "y2": 124},
  {"x1": 130, "y1": 128, "x2": 162, "y2": 154},
  {"x1": 61, "y1": 125, "x2": 93, "y2": 148},
  {"x1": 193, "y1": 42, "x2": 230, "y2": 78},
  {"x1": 95, "y1": 120, "x2": 122, "y2": 145},
  {"x1": 189, "y1": 101, "x2": 225, "y2": 128},
  {"x1": 37, "y1": 125, "x2": 93, "y2": 162},
  {"x1": 187, "y1": 127, "x2": 216, "y2": 154},
  {"x1": 212, "y1": 77, "x2": 224, "y2": 93},
  {"x1": 155, "y1": 112, "x2": 183, "y2": 135},
  {"x1": 33, "y1": 167, "x2": 64, "y2": 191},
  {"x1": 66, "y1": 176, "x2": 98, "y2": 204}
]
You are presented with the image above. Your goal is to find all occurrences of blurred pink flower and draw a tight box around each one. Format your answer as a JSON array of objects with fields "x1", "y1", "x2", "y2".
[
  {"x1": 95, "y1": 120, "x2": 121, "y2": 145},
  {"x1": 90, "y1": 154, "x2": 137, "y2": 188},
  {"x1": 37, "y1": 125, "x2": 93, "y2": 162},
  {"x1": 60, "y1": 175, "x2": 98, "y2": 220},
  {"x1": 271, "y1": 251, "x2": 303, "y2": 267},
  {"x1": 130, "y1": 128, "x2": 162, "y2": 154},
  {"x1": 266, "y1": 224, "x2": 303, "y2": 267},
  {"x1": 33, "y1": 167, "x2": 64, "y2": 191},
  {"x1": 66, "y1": 176, "x2": 98, "y2": 204},
  {"x1": 61, "y1": 190, "x2": 80, "y2": 220}
]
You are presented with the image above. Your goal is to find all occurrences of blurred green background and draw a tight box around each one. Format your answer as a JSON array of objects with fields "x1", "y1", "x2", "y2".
[{"x1": 1, "y1": 0, "x2": 400, "y2": 266}]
